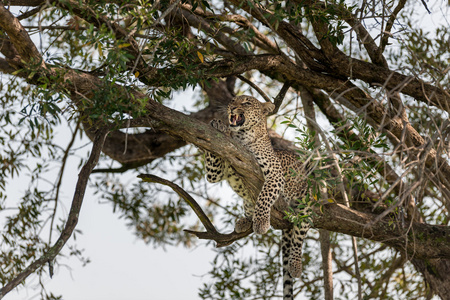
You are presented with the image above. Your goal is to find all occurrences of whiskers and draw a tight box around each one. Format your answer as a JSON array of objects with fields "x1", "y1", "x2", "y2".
[{"x1": 214, "y1": 105, "x2": 229, "y2": 123}]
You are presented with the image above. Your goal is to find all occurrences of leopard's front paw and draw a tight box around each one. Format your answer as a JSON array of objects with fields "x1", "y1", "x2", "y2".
[
  {"x1": 210, "y1": 119, "x2": 228, "y2": 133},
  {"x1": 252, "y1": 215, "x2": 270, "y2": 234},
  {"x1": 235, "y1": 216, "x2": 252, "y2": 233}
]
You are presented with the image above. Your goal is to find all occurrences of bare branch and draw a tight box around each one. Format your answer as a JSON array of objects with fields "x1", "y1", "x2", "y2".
[
  {"x1": 237, "y1": 74, "x2": 272, "y2": 103},
  {"x1": 379, "y1": 0, "x2": 408, "y2": 54},
  {"x1": 49, "y1": 120, "x2": 81, "y2": 245},
  {"x1": 314, "y1": 203, "x2": 450, "y2": 259},
  {"x1": 319, "y1": 230, "x2": 334, "y2": 300},
  {"x1": 17, "y1": 5, "x2": 44, "y2": 20},
  {"x1": 138, "y1": 174, "x2": 218, "y2": 234},
  {"x1": 138, "y1": 174, "x2": 253, "y2": 247},
  {"x1": 184, "y1": 228, "x2": 253, "y2": 248},
  {"x1": 271, "y1": 80, "x2": 291, "y2": 115}
]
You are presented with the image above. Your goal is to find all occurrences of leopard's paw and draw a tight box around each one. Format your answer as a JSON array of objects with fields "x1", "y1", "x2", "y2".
[
  {"x1": 288, "y1": 258, "x2": 303, "y2": 278},
  {"x1": 252, "y1": 215, "x2": 270, "y2": 234},
  {"x1": 210, "y1": 119, "x2": 228, "y2": 133},
  {"x1": 235, "y1": 216, "x2": 252, "y2": 233}
]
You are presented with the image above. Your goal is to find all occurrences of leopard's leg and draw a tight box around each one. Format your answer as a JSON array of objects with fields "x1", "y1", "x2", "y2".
[
  {"x1": 252, "y1": 174, "x2": 285, "y2": 234},
  {"x1": 228, "y1": 170, "x2": 254, "y2": 233},
  {"x1": 235, "y1": 200, "x2": 253, "y2": 233},
  {"x1": 205, "y1": 119, "x2": 229, "y2": 183},
  {"x1": 205, "y1": 151, "x2": 227, "y2": 183},
  {"x1": 282, "y1": 229, "x2": 294, "y2": 300}
]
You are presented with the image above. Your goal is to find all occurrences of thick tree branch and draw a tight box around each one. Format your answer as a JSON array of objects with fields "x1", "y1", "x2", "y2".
[
  {"x1": 0, "y1": 4, "x2": 44, "y2": 67},
  {"x1": 138, "y1": 173, "x2": 450, "y2": 259},
  {"x1": 314, "y1": 203, "x2": 450, "y2": 259},
  {"x1": 84, "y1": 106, "x2": 215, "y2": 166}
]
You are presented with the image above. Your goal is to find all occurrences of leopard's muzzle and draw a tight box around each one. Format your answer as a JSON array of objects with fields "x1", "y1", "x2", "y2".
[{"x1": 230, "y1": 113, "x2": 245, "y2": 127}]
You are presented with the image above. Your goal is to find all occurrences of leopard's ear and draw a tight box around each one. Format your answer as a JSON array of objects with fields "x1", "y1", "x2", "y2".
[{"x1": 262, "y1": 102, "x2": 275, "y2": 115}]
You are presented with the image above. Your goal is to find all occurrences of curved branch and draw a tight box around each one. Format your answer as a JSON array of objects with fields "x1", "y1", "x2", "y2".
[
  {"x1": 138, "y1": 174, "x2": 218, "y2": 234},
  {"x1": 237, "y1": 74, "x2": 272, "y2": 103},
  {"x1": 271, "y1": 80, "x2": 291, "y2": 115},
  {"x1": 184, "y1": 228, "x2": 253, "y2": 248},
  {"x1": 138, "y1": 174, "x2": 253, "y2": 247}
]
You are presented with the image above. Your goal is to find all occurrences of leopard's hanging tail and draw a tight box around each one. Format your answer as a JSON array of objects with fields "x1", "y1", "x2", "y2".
[
  {"x1": 282, "y1": 224, "x2": 310, "y2": 299},
  {"x1": 282, "y1": 229, "x2": 294, "y2": 300}
]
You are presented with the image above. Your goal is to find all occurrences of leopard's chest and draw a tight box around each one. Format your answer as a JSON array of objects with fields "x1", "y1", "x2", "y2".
[{"x1": 231, "y1": 130, "x2": 279, "y2": 171}]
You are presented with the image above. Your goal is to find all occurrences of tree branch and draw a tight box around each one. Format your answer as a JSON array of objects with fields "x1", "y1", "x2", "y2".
[
  {"x1": 138, "y1": 173, "x2": 450, "y2": 259},
  {"x1": 301, "y1": 85, "x2": 334, "y2": 300},
  {"x1": 314, "y1": 203, "x2": 450, "y2": 259},
  {"x1": 237, "y1": 74, "x2": 272, "y2": 103},
  {"x1": 0, "y1": 128, "x2": 109, "y2": 298},
  {"x1": 271, "y1": 80, "x2": 291, "y2": 115},
  {"x1": 138, "y1": 174, "x2": 253, "y2": 247},
  {"x1": 0, "y1": 4, "x2": 44, "y2": 66}
]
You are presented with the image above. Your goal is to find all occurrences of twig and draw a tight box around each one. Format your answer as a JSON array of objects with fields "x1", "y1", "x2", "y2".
[
  {"x1": 138, "y1": 174, "x2": 253, "y2": 247},
  {"x1": 0, "y1": 128, "x2": 109, "y2": 299},
  {"x1": 419, "y1": 0, "x2": 431, "y2": 13},
  {"x1": 237, "y1": 75, "x2": 272, "y2": 103},
  {"x1": 379, "y1": 0, "x2": 407, "y2": 54},
  {"x1": 92, "y1": 165, "x2": 136, "y2": 173},
  {"x1": 271, "y1": 81, "x2": 291, "y2": 115},
  {"x1": 18, "y1": 5, "x2": 43, "y2": 20}
]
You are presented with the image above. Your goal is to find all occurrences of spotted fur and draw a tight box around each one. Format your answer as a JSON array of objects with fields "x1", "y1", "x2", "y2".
[{"x1": 205, "y1": 95, "x2": 311, "y2": 300}]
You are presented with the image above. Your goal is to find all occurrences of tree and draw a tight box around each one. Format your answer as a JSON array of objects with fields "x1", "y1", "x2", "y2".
[{"x1": 0, "y1": 0, "x2": 449, "y2": 299}]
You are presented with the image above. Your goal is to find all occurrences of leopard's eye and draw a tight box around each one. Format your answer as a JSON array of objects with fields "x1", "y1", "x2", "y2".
[{"x1": 242, "y1": 102, "x2": 251, "y2": 106}]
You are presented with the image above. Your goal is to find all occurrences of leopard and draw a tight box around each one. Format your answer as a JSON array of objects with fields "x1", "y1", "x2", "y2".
[{"x1": 204, "y1": 95, "x2": 311, "y2": 300}]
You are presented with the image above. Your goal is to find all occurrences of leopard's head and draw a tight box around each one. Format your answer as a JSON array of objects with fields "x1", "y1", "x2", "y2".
[{"x1": 227, "y1": 95, "x2": 275, "y2": 132}]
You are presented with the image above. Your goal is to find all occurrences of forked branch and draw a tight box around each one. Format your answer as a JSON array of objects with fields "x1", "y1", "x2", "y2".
[{"x1": 138, "y1": 174, "x2": 253, "y2": 247}]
